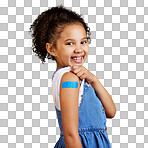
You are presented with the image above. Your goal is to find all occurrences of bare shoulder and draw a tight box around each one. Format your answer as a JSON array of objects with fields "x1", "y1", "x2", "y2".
[{"x1": 61, "y1": 71, "x2": 80, "y2": 82}]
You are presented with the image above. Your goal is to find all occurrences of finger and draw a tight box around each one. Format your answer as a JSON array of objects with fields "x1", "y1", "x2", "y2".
[
  {"x1": 71, "y1": 65, "x2": 79, "y2": 72},
  {"x1": 80, "y1": 73, "x2": 86, "y2": 80},
  {"x1": 76, "y1": 70, "x2": 84, "y2": 77},
  {"x1": 72, "y1": 65, "x2": 80, "y2": 70},
  {"x1": 73, "y1": 66, "x2": 82, "y2": 73}
]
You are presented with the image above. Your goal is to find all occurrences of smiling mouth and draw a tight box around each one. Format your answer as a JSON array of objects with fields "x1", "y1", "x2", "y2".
[{"x1": 71, "y1": 56, "x2": 84, "y2": 63}]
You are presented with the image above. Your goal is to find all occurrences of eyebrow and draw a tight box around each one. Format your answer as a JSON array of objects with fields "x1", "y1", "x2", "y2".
[{"x1": 64, "y1": 37, "x2": 88, "y2": 42}]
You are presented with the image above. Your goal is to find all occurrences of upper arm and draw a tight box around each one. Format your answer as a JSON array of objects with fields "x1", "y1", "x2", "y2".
[{"x1": 60, "y1": 72, "x2": 80, "y2": 137}]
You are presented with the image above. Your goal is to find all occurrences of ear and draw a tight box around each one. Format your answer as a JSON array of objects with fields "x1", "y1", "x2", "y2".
[{"x1": 46, "y1": 43, "x2": 56, "y2": 56}]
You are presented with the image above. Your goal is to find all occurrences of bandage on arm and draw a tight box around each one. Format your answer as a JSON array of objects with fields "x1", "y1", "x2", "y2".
[{"x1": 62, "y1": 81, "x2": 78, "y2": 88}]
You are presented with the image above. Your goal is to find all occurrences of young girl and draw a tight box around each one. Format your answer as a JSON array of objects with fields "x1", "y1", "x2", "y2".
[{"x1": 30, "y1": 5, "x2": 116, "y2": 148}]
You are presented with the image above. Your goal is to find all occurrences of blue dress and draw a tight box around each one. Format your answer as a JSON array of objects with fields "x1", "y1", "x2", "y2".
[{"x1": 52, "y1": 68, "x2": 111, "y2": 148}]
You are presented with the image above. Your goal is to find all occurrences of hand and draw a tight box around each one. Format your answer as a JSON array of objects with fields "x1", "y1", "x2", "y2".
[{"x1": 70, "y1": 65, "x2": 97, "y2": 84}]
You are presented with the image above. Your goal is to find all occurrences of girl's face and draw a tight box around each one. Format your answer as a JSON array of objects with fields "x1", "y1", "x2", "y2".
[{"x1": 53, "y1": 24, "x2": 89, "y2": 70}]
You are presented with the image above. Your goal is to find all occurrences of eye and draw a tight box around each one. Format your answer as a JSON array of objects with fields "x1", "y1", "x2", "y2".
[
  {"x1": 66, "y1": 42, "x2": 74, "y2": 46},
  {"x1": 81, "y1": 40, "x2": 87, "y2": 44}
]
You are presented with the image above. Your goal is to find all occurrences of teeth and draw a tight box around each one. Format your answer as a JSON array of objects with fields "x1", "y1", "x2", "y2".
[{"x1": 73, "y1": 57, "x2": 82, "y2": 60}]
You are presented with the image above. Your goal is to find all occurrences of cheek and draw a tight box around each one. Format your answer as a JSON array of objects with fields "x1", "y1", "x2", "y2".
[
  {"x1": 62, "y1": 51, "x2": 71, "y2": 59},
  {"x1": 84, "y1": 46, "x2": 89, "y2": 54}
]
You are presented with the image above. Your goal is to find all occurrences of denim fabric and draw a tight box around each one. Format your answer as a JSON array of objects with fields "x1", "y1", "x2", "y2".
[{"x1": 54, "y1": 79, "x2": 111, "y2": 148}]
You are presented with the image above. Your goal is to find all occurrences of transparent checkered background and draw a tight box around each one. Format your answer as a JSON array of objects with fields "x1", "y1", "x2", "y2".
[{"x1": 0, "y1": 0, "x2": 148, "y2": 148}]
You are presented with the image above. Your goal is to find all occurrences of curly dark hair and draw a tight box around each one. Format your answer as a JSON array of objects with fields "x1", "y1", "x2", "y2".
[{"x1": 29, "y1": 5, "x2": 91, "y2": 64}]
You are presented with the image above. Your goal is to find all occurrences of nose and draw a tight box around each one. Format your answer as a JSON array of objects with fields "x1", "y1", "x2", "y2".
[{"x1": 74, "y1": 45, "x2": 83, "y2": 53}]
